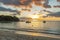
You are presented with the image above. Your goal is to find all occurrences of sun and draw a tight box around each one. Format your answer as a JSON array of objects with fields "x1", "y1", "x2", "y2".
[{"x1": 30, "y1": 15, "x2": 39, "y2": 19}]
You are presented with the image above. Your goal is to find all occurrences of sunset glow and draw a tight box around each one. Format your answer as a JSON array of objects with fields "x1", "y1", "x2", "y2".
[
  {"x1": 0, "y1": 0, "x2": 60, "y2": 17},
  {"x1": 30, "y1": 15, "x2": 39, "y2": 19}
]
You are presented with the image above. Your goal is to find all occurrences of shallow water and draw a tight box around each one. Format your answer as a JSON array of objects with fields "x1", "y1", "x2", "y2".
[{"x1": 0, "y1": 21, "x2": 60, "y2": 34}]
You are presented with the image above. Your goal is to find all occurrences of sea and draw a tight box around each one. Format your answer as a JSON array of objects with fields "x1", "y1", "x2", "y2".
[{"x1": 0, "y1": 20, "x2": 60, "y2": 34}]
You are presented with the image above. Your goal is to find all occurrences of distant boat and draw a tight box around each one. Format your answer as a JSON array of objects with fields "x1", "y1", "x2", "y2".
[
  {"x1": 26, "y1": 21, "x2": 31, "y2": 23},
  {"x1": 43, "y1": 21, "x2": 46, "y2": 23}
]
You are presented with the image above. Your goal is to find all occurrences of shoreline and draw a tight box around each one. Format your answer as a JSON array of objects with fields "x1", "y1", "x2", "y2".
[{"x1": 0, "y1": 30, "x2": 60, "y2": 40}]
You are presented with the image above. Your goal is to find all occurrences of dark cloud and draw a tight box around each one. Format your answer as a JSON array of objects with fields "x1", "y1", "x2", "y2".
[
  {"x1": 48, "y1": 12, "x2": 60, "y2": 17},
  {"x1": 0, "y1": 0, "x2": 20, "y2": 6},
  {"x1": 0, "y1": 0, "x2": 32, "y2": 6},
  {"x1": 0, "y1": 6, "x2": 17, "y2": 12}
]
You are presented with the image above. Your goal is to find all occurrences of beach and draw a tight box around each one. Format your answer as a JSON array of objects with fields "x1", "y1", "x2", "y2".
[{"x1": 0, "y1": 30, "x2": 60, "y2": 40}]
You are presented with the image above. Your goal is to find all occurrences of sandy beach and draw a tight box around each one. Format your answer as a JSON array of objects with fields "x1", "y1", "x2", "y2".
[{"x1": 0, "y1": 30, "x2": 60, "y2": 40}]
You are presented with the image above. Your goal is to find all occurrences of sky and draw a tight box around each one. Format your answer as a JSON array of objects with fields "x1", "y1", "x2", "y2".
[
  {"x1": 0, "y1": 0, "x2": 60, "y2": 15},
  {"x1": 47, "y1": 0, "x2": 60, "y2": 12},
  {"x1": 48, "y1": 0, "x2": 60, "y2": 6}
]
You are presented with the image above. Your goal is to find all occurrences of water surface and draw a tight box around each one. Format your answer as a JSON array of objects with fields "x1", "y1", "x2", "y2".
[{"x1": 0, "y1": 21, "x2": 60, "y2": 34}]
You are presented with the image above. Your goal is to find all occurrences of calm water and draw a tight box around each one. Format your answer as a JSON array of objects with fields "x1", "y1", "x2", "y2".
[{"x1": 0, "y1": 20, "x2": 60, "y2": 34}]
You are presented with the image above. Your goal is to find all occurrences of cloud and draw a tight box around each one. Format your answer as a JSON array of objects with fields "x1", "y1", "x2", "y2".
[
  {"x1": 48, "y1": 12, "x2": 60, "y2": 17},
  {"x1": 0, "y1": 6, "x2": 17, "y2": 12},
  {"x1": 0, "y1": 0, "x2": 32, "y2": 6}
]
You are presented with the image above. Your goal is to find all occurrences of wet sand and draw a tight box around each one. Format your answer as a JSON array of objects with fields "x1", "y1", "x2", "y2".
[{"x1": 0, "y1": 30, "x2": 60, "y2": 40}]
